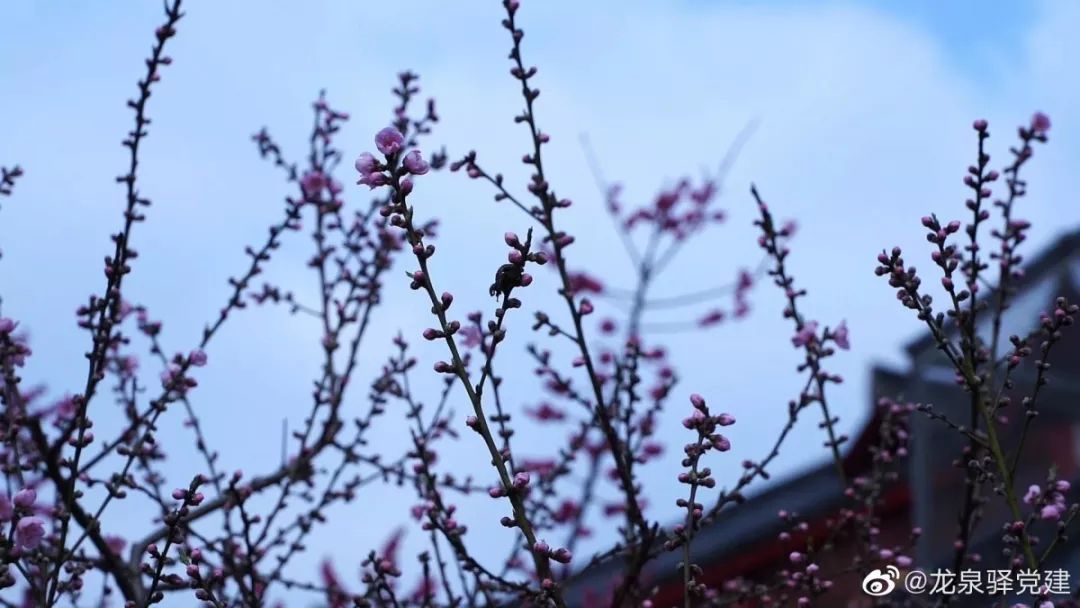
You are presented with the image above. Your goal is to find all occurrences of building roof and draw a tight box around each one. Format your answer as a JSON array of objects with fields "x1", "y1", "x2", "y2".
[
  {"x1": 904, "y1": 228, "x2": 1080, "y2": 360},
  {"x1": 566, "y1": 229, "x2": 1080, "y2": 606},
  {"x1": 565, "y1": 367, "x2": 912, "y2": 606}
]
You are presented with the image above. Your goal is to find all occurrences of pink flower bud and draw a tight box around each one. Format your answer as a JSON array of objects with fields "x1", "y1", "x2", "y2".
[
  {"x1": 358, "y1": 171, "x2": 388, "y2": 189},
  {"x1": 551, "y1": 548, "x2": 572, "y2": 563},
  {"x1": 356, "y1": 153, "x2": 378, "y2": 174},
  {"x1": 1040, "y1": 504, "x2": 1062, "y2": 522},
  {"x1": 106, "y1": 535, "x2": 126, "y2": 555},
  {"x1": 1023, "y1": 484, "x2": 1040, "y2": 505},
  {"x1": 189, "y1": 349, "x2": 207, "y2": 367},
  {"x1": 15, "y1": 517, "x2": 45, "y2": 550},
  {"x1": 1030, "y1": 112, "x2": 1051, "y2": 134},
  {"x1": 832, "y1": 321, "x2": 850, "y2": 350},
  {"x1": 513, "y1": 472, "x2": 531, "y2": 488},
  {"x1": 375, "y1": 127, "x2": 405, "y2": 156},
  {"x1": 403, "y1": 150, "x2": 430, "y2": 175},
  {"x1": 300, "y1": 171, "x2": 326, "y2": 199},
  {"x1": 13, "y1": 488, "x2": 36, "y2": 509}
]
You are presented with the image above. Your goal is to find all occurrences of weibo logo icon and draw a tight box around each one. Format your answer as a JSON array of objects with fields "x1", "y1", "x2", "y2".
[{"x1": 861, "y1": 565, "x2": 901, "y2": 597}]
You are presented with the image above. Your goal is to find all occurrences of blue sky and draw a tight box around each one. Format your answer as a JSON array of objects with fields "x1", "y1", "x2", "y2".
[
  {"x1": 1, "y1": 1, "x2": 1077, "y2": 604},
  {"x1": 878, "y1": 0, "x2": 1035, "y2": 68}
]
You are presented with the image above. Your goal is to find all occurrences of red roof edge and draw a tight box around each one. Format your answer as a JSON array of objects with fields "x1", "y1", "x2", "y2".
[
  {"x1": 649, "y1": 402, "x2": 910, "y2": 606},
  {"x1": 651, "y1": 483, "x2": 911, "y2": 606}
]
